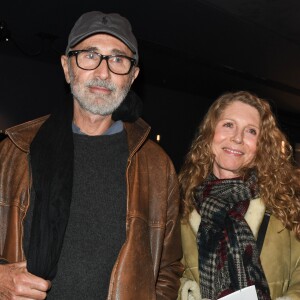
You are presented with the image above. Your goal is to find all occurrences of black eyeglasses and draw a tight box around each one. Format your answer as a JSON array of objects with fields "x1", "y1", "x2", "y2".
[{"x1": 68, "y1": 50, "x2": 137, "y2": 75}]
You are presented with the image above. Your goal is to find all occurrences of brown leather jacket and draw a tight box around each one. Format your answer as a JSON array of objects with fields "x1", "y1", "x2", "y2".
[{"x1": 0, "y1": 116, "x2": 183, "y2": 299}]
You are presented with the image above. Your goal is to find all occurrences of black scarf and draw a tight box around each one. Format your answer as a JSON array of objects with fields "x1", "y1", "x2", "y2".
[
  {"x1": 194, "y1": 171, "x2": 271, "y2": 300},
  {"x1": 26, "y1": 90, "x2": 142, "y2": 280},
  {"x1": 27, "y1": 96, "x2": 74, "y2": 280}
]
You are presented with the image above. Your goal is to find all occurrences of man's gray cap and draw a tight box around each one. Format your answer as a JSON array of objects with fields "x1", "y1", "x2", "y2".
[{"x1": 66, "y1": 11, "x2": 138, "y2": 63}]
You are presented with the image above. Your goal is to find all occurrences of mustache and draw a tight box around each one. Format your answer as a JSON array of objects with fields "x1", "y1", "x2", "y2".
[{"x1": 86, "y1": 78, "x2": 116, "y2": 91}]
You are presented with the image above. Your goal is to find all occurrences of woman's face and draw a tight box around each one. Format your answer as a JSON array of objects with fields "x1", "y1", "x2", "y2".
[{"x1": 211, "y1": 101, "x2": 260, "y2": 179}]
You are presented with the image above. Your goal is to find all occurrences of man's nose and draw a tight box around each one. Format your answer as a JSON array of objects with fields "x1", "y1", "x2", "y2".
[{"x1": 93, "y1": 58, "x2": 110, "y2": 79}]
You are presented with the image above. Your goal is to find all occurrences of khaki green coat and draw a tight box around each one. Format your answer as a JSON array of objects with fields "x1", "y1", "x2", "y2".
[{"x1": 178, "y1": 198, "x2": 300, "y2": 300}]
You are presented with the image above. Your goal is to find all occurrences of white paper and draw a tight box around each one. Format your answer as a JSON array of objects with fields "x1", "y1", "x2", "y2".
[{"x1": 218, "y1": 285, "x2": 258, "y2": 300}]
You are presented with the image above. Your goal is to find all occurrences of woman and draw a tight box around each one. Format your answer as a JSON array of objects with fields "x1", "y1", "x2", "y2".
[{"x1": 178, "y1": 91, "x2": 300, "y2": 300}]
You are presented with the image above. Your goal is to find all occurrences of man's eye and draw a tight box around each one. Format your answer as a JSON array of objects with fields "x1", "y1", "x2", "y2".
[
  {"x1": 86, "y1": 52, "x2": 96, "y2": 59},
  {"x1": 111, "y1": 56, "x2": 123, "y2": 63}
]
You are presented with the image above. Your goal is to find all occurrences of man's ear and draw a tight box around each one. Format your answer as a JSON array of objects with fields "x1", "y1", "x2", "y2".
[
  {"x1": 131, "y1": 67, "x2": 140, "y2": 84},
  {"x1": 61, "y1": 55, "x2": 70, "y2": 83}
]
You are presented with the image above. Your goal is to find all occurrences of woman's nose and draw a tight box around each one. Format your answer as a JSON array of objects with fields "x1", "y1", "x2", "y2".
[{"x1": 231, "y1": 130, "x2": 243, "y2": 144}]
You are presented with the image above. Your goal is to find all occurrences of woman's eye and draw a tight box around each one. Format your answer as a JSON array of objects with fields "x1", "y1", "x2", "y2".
[
  {"x1": 223, "y1": 122, "x2": 233, "y2": 128},
  {"x1": 248, "y1": 128, "x2": 257, "y2": 135}
]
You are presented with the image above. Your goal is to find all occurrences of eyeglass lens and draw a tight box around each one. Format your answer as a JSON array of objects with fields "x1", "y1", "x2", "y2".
[{"x1": 76, "y1": 51, "x2": 133, "y2": 74}]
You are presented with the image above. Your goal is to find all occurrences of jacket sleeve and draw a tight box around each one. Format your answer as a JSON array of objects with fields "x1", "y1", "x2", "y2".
[
  {"x1": 261, "y1": 216, "x2": 300, "y2": 299},
  {"x1": 177, "y1": 216, "x2": 201, "y2": 300},
  {"x1": 284, "y1": 232, "x2": 300, "y2": 299},
  {"x1": 155, "y1": 164, "x2": 184, "y2": 299}
]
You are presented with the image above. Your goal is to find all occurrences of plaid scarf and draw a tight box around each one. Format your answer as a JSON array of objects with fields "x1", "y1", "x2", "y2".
[{"x1": 194, "y1": 171, "x2": 271, "y2": 300}]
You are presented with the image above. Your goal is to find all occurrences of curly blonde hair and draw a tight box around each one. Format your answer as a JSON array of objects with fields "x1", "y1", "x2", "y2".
[{"x1": 179, "y1": 91, "x2": 300, "y2": 239}]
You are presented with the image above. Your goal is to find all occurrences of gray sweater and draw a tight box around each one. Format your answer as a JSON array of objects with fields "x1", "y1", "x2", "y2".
[{"x1": 47, "y1": 130, "x2": 128, "y2": 299}]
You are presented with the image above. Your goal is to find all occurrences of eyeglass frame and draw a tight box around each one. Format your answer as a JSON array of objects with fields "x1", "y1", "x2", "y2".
[{"x1": 67, "y1": 49, "x2": 137, "y2": 75}]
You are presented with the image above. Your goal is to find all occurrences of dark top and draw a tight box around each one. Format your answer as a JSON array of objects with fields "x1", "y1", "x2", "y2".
[{"x1": 46, "y1": 130, "x2": 128, "y2": 299}]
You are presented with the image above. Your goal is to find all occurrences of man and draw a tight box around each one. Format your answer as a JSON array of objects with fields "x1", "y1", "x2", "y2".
[{"x1": 0, "y1": 11, "x2": 183, "y2": 299}]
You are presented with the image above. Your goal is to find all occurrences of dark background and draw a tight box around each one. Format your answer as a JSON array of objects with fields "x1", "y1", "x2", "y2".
[{"x1": 2, "y1": 0, "x2": 300, "y2": 170}]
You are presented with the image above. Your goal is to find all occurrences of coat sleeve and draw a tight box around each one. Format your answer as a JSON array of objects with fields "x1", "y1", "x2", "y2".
[
  {"x1": 177, "y1": 216, "x2": 201, "y2": 300},
  {"x1": 155, "y1": 162, "x2": 184, "y2": 300},
  {"x1": 261, "y1": 216, "x2": 300, "y2": 299},
  {"x1": 284, "y1": 231, "x2": 300, "y2": 299}
]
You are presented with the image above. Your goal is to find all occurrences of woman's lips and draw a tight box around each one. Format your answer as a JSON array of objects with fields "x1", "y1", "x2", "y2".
[{"x1": 222, "y1": 147, "x2": 244, "y2": 155}]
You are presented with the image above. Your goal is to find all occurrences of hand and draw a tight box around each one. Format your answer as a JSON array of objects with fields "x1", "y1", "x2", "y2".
[{"x1": 0, "y1": 261, "x2": 51, "y2": 299}]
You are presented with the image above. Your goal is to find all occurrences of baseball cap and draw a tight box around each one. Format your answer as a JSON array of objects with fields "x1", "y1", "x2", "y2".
[{"x1": 66, "y1": 11, "x2": 138, "y2": 62}]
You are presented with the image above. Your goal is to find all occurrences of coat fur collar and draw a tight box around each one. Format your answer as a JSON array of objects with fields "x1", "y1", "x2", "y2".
[
  {"x1": 189, "y1": 198, "x2": 266, "y2": 239},
  {"x1": 185, "y1": 199, "x2": 292, "y2": 300}
]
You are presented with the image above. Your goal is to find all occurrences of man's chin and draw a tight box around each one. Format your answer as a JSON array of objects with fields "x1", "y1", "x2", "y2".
[{"x1": 85, "y1": 104, "x2": 119, "y2": 116}]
